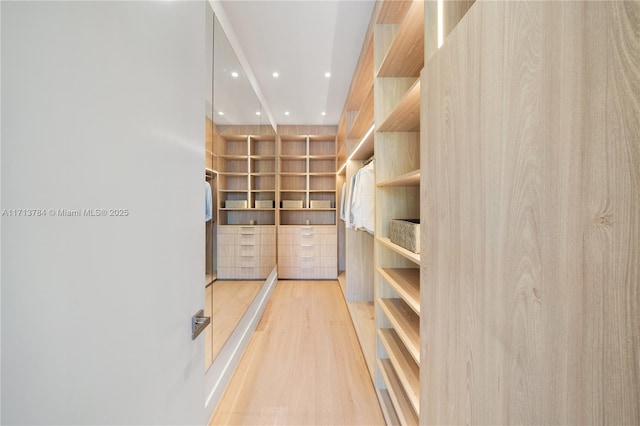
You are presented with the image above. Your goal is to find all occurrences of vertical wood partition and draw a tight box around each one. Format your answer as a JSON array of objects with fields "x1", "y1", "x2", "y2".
[{"x1": 422, "y1": 1, "x2": 640, "y2": 424}]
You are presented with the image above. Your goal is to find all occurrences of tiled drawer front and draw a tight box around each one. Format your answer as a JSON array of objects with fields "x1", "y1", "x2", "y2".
[
  {"x1": 277, "y1": 226, "x2": 337, "y2": 279},
  {"x1": 217, "y1": 226, "x2": 276, "y2": 279}
]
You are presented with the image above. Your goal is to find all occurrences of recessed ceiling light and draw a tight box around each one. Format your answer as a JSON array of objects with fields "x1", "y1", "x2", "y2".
[
  {"x1": 272, "y1": 71, "x2": 279, "y2": 78},
  {"x1": 256, "y1": 111, "x2": 261, "y2": 116},
  {"x1": 324, "y1": 72, "x2": 331, "y2": 78},
  {"x1": 284, "y1": 111, "x2": 290, "y2": 116},
  {"x1": 231, "y1": 71, "x2": 238, "y2": 78},
  {"x1": 218, "y1": 111, "x2": 224, "y2": 116},
  {"x1": 321, "y1": 112, "x2": 326, "y2": 116}
]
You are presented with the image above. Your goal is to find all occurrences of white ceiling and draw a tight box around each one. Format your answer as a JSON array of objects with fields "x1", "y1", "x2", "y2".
[{"x1": 218, "y1": 0, "x2": 375, "y2": 127}]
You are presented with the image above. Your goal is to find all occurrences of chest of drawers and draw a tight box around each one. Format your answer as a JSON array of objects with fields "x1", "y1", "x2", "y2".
[
  {"x1": 277, "y1": 226, "x2": 337, "y2": 279},
  {"x1": 217, "y1": 226, "x2": 276, "y2": 279}
]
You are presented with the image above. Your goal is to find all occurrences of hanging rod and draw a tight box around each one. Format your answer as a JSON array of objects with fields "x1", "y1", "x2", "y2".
[{"x1": 363, "y1": 155, "x2": 375, "y2": 166}]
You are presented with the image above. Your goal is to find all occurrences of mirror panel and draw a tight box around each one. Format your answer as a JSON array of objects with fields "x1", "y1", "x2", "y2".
[{"x1": 205, "y1": 7, "x2": 274, "y2": 371}]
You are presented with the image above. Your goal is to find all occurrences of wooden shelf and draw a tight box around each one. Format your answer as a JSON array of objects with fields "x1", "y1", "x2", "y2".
[
  {"x1": 219, "y1": 154, "x2": 247, "y2": 160},
  {"x1": 250, "y1": 155, "x2": 275, "y2": 159},
  {"x1": 348, "y1": 125, "x2": 375, "y2": 161},
  {"x1": 348, "y1": 88, "x2": 374, "y2": 140},
  {"x1": 377, "y1": 169, "x2": 420, "y2": 187},
  {"x1": 218, "y1": 172, "x2": 247, "y2": 176},
  {"x1": 378, "y1": 79, "x2": 420, "y2": 132},
  {"x1": 344, "y1": 39, "x2": 374, "y2": 110},
  {"x1": 309, "y1": 190, "x2": 336, "y2": 193},
  {"x1": 378, "y1": 298, "x2": 420, "y2": 364},
  {"x1": 280, "y1": 155, "x2": 307, "y2": 160},
  {"x1": 377, "y1": 359, "x2": 419, "y2": 425},
  {"x1": 376, "y1": 0, "x2": 424, "y2": 78},
  {"x1": 308, "y1": 155, "x2": 335, "y2": 160},
  {"x1": 378, "y1": 328, "x2": 419, "y2": 414},
  {"x1": 377, "y1": 267, "x2": 420, "y2": 314},
  {"x1": 377, "y1": 237, "x2": 420, "y2": 265},
  {"x1": 308, "y1": 172, "x2": 335, "y2": 177},
  {"x1": 377, "y1": 0, "x2": 413, "y2": 24},
  {"x1": 280, "y1": 172, "x2": 307, "y2": 176}
]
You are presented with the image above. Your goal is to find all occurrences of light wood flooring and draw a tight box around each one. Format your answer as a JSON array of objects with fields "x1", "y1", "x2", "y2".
[
  {"x1": 210, "y1": 280, "x2": 385, "y2": 425},
  {"x1": 205, "y1": 280, "x2": 263, "y2": 369}
]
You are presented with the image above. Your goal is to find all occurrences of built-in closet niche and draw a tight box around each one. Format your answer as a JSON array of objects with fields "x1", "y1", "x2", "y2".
[
  {"x1": 335, "y1": 17, "x2": 377, "y2": 381},
  {"x1": 277, "y1": 125, "x2": 338, "y2": 280}
]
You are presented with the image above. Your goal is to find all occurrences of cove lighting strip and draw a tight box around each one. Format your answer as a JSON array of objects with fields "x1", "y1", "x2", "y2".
[{"x1": 336, "y1": 124, "x2": 375, "y2": 175}]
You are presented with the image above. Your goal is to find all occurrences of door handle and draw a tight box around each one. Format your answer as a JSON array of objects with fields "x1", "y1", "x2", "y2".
[{"x1": 191, "y1": 309, "x2": 210, "y2": 340}]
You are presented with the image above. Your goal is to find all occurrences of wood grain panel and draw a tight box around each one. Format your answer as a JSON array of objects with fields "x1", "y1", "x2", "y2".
[
  {"x1": 376, "y1": 0, "x2": 424, "y2": 77},
  {"x1": 421, "y1": 2, "x2": 640, "y2": 424},
  {"x1": 211, "y1": 281, "x2": 384, "y2": 425},
  {"x1": 377, "y1": 0, "x2": 412, "y2": 25}
]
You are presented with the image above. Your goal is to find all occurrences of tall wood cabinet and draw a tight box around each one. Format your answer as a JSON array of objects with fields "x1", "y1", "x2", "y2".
[
  {"x1": 277, "y1": 127, "x2": 338, "y2": 280},
  {"x1": 371, "y1": 1, "x2": 424, "y2": 424},
  {"x1": 216, "y1": 126, "x2": 277, "y2": 280}
]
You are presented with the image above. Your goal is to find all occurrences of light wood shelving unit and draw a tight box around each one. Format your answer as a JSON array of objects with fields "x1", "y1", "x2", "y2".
[
  {"x1": 372, "y1": 0, "x2": 423, "y2": 423},
  {"x1": 216, "y1": 127, "x2": 277, "y2": 280},
  {"x1": 332, "y1": 8, "x2": 379, "y2": 385},
  {"x1": 277, "y1": 127, "x2": 338, "y2": 280},
  {"x1": 278, "y1": 134, "x2": 337, "y2": 226},
  {"x1": 217, "y1": 133, "x2": 276, "y2": 226}
]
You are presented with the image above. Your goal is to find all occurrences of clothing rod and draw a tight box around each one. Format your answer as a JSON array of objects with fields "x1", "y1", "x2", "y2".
[{"x1": 363, "y1": 155, "x2": 375, "y2": 166}]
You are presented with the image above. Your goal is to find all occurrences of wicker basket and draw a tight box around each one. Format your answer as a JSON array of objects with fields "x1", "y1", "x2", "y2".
[
  {"x1": 255, "y1": 200, "x2": 274, "y2": 208},
  {"x1": 282, "y1": 200, "x2": 303, "y2": 209},
  {"x1": 225, "y1": 200, "x2": 247, "y2": 209},
  {"x1": 389, "y1": 219, "x2": 420, "y2": 254},
  {"x1": 309, "y1": 200, "x2": 331, "y2": 209}
]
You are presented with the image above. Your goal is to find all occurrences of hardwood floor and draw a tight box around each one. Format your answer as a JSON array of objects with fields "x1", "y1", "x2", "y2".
[
  {"x1": 210, "y1": 280, "x2": 385, "y2": 425},
  {"x1": 206, "y1": 280, "x2": 264, "y2": 368}
]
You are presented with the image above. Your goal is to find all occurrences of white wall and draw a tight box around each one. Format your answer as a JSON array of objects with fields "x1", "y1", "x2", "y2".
[{"x1": 1, "y1": 2, "x2": 206, "y2": 424}]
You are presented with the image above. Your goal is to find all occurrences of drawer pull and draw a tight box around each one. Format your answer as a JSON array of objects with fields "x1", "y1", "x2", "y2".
[
  {"x1": 301, "y1": 255, "x2": 314, "y2": 259},
  {"x1": 301, "y1": 244, "x2": 313, "y2": 247},
  {"x1": 301, "y1": 233, "x2": 313, "y2": 236}
]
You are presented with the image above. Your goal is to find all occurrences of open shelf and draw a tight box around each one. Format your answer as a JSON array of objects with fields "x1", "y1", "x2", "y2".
[
  {"x1": 376, "y1": 0, "x2": 424, "y2": 78},
  {"x1": 377, "y1": 359, "x2": 419, "y2": 426},
  {"x1": 377, "y1": 169, "x2": 420, "y2": 187},
  {"x1": 377, "y1": 237, "x2": 420, "y2": 265},
  {"x1": 378, "y1": 298, "x2": 420, "y2": 364},
  {"x1": 378, "y1": 328, "x2": 419, "y2": 414},
  {"x1": 349, "y1": 125, "x2": 375, "y2": 161},
  {"x1": 378, "y1": 79, "x2": 421, "y2": 132},
  {"x1": 218, "y1": 154, "x2": 247, "y2": 160},
  {"x1": 377, "y1": 267, "x2": 420, "y2": 314},
  {"x1": 346, "y1": 300, "x2": 376, "y2": 380},
  {"x1": 348, "y1": 88, "x2": 374, "y2": 140},
  {"x1": 344, "y1": 38, "x2": 374, "y2": 111}
]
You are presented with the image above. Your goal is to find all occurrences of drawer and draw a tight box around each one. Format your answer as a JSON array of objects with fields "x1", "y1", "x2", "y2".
[
  {"x1": 239, "y1": 247, "x2": 258, "y2": 259},
  {"x1": 239, "y1": 233, "x2": 259, "y2": 247},
  {"x1": 217, "y1": 233, "x2": 239, "y2": 247},
  {"x1": 238, "y1": 255, "x2": 259, "y2": 268},
  {"x1": 238, "y1": 226, "x2": 258, "y2": 235},
  {"x1": 260, "y1": 255, "x2": 276, "y2": 268}
]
